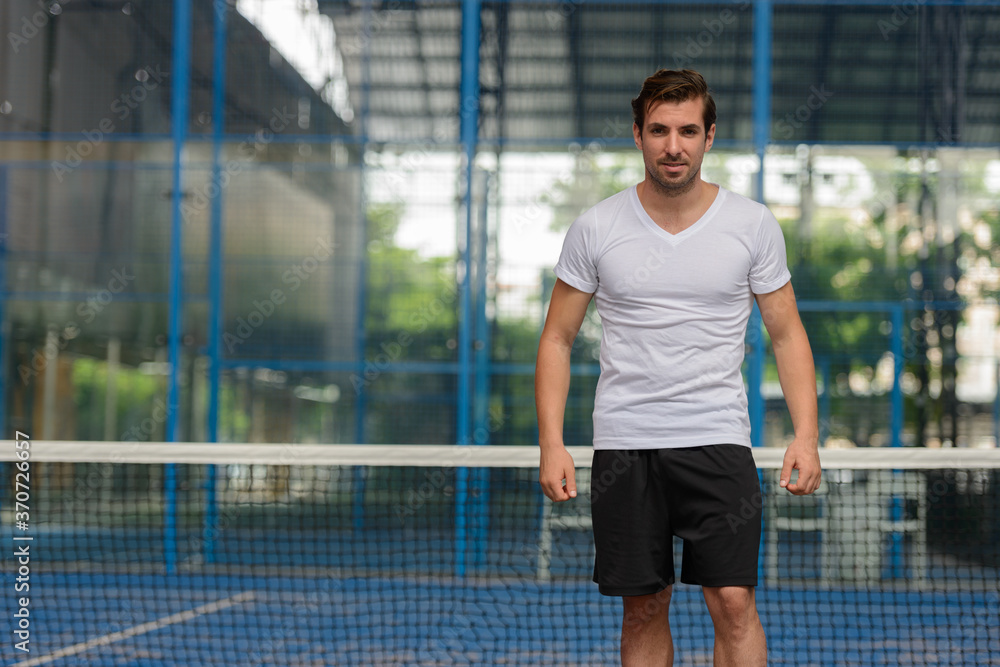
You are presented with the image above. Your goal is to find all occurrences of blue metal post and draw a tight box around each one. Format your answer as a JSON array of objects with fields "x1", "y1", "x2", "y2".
[
  {"x1": 473, "y1": 174, "x2": 491, "y2": 437},
  {"x1": 752, "y1": 0, "x2": 772, "y2": 207},
  {"x1": 881, "y1": 306, "x2": 906, "y2": 579},
  {"x1": 749, "y1": 0, "x2": 771, "y2": 449},
  {"x1": 455, "y1": 0, "x2": 482, "y2": 577},
  {"x1": 165, "y1": 0, "x2": 193, "y2": 575},
  {"x1": 458, "y1": 0, "x2": 480, "y2": 449},
  {"x1": 472, "y1": 171, "x2": 492, "y2": 567},
  {"x1": 204, "y1": 0, "x2": 228, "y2": 564},
  {"x1": 351, "y1": 0, "x2": 375, "y2": 533},
  {"x1": 751, "y1": 0, "x2": 772, "y2": 582},
  {"x1": 354, "y1": 0, "x2": 373, "y2": 447}
]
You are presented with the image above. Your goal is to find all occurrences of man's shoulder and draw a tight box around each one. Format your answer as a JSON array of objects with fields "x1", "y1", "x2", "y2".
[
  {"x1": 716, "y1": 186, "x2": 770, "y2": 216},
  {"x1": 713, "y1": 186, "x2": 782, "y2": 237},
  {"x1": 568, "y1": 185, "x2": 637, "y2": 232},
  {"x1": 591, "y1": 185, "x2": 636, "y2": 216}
]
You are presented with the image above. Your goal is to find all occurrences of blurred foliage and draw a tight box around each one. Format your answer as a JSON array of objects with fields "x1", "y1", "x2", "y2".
[
  {"x1": 72, "y1": 357, "x2": 166, "y2": 440},
  {"x1": 365, "y1": 202, "x2": 458, "y2": 358},
  {"x1": 544, "y1": 153, "x2": 642, "y2": 232}
]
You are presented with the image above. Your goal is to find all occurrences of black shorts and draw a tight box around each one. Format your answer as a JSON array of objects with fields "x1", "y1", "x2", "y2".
[{"x1": 590, "y1": 444, "x2": 761, "y2": 596}]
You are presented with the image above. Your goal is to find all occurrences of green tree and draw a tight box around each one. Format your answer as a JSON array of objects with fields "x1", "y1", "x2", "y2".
[{"x1": 543, "y1": 153, "x2": 641, "y2": 232}]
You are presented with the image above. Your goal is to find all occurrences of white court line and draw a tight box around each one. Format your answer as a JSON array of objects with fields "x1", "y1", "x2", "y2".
[{"x1": 12, "y1": 591, "x2": 256, "y2": 666}]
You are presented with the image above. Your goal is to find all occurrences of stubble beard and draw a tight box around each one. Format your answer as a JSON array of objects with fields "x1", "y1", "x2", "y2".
[{"x1": 645, "y1": 158, "x2": 701, "y2": 198}]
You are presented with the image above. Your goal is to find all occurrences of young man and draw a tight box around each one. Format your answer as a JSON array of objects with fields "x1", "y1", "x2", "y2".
[{"x1": 535, "y1": 69, "x2": 822, "y2": 666}]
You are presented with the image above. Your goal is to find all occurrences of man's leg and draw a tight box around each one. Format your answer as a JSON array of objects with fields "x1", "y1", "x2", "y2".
[
  {"x1": 701, "y1": 585, "x2": 766, "y2": 667},
  {"x1": 621, "y1": 586, "x2": 673, "y2": 667}
]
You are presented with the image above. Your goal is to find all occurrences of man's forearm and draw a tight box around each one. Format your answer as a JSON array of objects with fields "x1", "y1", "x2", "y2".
[
  {"x1": 773, "y1": 330, "x2": 820, "y2": 445},
  {"x1": 535, "y1": 337, "x2": 573, "y2": 450}
]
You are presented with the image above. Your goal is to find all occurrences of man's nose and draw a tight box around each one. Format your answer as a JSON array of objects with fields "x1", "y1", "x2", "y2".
[{"x1": 665, "y1": 132, "x2": 681, "y2": 155}]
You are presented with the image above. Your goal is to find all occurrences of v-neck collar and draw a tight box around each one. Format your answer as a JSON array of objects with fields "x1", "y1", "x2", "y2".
[{"x1": 630, "y1": 184, "x2": 725, "y2": 246}]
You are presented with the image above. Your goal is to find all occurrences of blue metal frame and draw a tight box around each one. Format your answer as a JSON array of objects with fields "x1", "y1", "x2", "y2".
[
  {"x1": 454, "y1": 0, "x2": 482, "y2": 578},
  {"x1": 354, "y1": 0, "x2": 374, "y2": 447},
  {"x1": 471, "y1": 171, "x2": 493, "y2": 567},
  {"x1": 752, "y1": 0, "x2": 772, "y2": 199},
  {"x1": 203, "y1": 0, "x2": 229, "y2": 565},
  {"x1": 165, "y1": 0, "x2": 193, "y2": 576},
  {"x1": 749, "y1": 0, "x2": 772, "y2": 454},
  {"x1": 750, "y1": 2, "x2": 772, "y2": 582},
  {"x1": 351, "y1": 0, "x2": 376, "y2": 534},
  {"x1": 458, "y1": 0, "x2": 481, "y2": 447}
]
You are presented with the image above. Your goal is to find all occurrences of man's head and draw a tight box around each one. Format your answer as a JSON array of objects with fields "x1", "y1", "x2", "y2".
[
  {"x1": 631, "y1": 69, "x2": 717, "y2": 136},
  {"x1": 631, "y1": 70, "x2": 717, "y2": 197}
]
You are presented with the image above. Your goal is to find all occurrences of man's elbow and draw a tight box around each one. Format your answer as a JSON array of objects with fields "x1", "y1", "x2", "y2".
[
  {"x1": 539, "y1": 330, "x2": 576, "y2": 355},
  {"x1": 770, "y1": 323, "x2": 809, "y2": 352}
]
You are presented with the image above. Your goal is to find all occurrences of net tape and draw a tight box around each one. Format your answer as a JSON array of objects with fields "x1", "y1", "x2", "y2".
[{"x1": 5, "y1": 441, "x2": 1000, "y2": 468}]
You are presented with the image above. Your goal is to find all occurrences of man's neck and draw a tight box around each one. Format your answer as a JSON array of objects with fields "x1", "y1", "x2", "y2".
[{"x1": 636, "y1": 177, "x2": 718, "y2": 234}]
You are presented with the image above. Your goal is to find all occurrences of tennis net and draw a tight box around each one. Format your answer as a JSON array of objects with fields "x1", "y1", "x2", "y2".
[{"x1": 2, "y1": 441, "x2": 999, "y2": 666}]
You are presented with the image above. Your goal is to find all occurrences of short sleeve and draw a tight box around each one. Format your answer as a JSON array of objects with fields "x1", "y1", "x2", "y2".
[
  {"x1": 553, "y1": 211, "x2": 599, "y2": 293},
  {"x1": 748, "y1": 208, "x2": 791, "y2": 294}
]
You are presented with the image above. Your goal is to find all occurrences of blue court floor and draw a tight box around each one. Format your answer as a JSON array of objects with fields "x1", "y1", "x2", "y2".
[{"x1": 3, "y1": 572, "x2": 998, "y2": 666}]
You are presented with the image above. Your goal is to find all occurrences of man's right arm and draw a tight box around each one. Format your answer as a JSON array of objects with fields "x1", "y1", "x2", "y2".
[{"x1": 535, "y1": 278, "x2": 594, "y2": 502}]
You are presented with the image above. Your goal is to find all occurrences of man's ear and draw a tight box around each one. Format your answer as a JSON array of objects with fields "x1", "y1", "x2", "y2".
[
  {"x1": 705, "y1": 123, "x2": 716, "y2": 151},
  {"x1": 633, "y1": 122, "x2": 642, "y2": 151}
]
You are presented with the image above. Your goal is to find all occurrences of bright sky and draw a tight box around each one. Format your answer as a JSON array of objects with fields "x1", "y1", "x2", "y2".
[
  {"x1": 366, "y1": 151, "x2": 571, "y2": 286},
  {"x1": 236, "y1": 0, "x2": 353, "y2": 123}
]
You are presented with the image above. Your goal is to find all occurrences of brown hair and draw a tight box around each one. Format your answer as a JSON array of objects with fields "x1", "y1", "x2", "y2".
[{"x1": 631, "y1": 69, "x2": 717, "y2": 134}]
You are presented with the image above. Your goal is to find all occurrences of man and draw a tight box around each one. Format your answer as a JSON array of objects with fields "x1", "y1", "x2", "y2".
[{"x1": 534, "y1": 69, "x2": 822, "y2": 667}]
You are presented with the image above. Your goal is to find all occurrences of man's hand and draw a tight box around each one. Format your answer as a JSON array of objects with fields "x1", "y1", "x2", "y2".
[
  {"x1": 780, "y1": 437, "x2": 822, "y2": 495},
  {"x1": 539, "y1": 446, "x2": 578, "y2": 502}
]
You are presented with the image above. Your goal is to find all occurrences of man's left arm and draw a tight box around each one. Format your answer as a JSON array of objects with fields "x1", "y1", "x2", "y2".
[{"x1": 755, "y1": 281, "x2": 822, "y2": 495}]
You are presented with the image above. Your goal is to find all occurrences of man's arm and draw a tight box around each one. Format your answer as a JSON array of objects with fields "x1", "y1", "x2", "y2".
[
  {"x1": 755, "y1": 281, "x2": 822, "y2": 495},
  {"x1": 535, "y1": 278, "x2": 594, "y2": 502}
]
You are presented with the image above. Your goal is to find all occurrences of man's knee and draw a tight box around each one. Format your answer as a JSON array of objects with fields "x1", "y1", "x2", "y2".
[{"x1": 703, "y1": 586, "x2": 756, "y2": 625}]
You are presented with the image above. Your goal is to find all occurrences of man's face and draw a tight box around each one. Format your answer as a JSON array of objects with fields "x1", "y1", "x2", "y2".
[{"x1": 633, "y1": 98, "x2": 715, "y2": 196}]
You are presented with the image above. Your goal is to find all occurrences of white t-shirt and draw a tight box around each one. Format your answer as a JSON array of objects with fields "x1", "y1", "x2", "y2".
[{"x1": 553, "y1": 184, "x2": 791, "y2": 450}]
